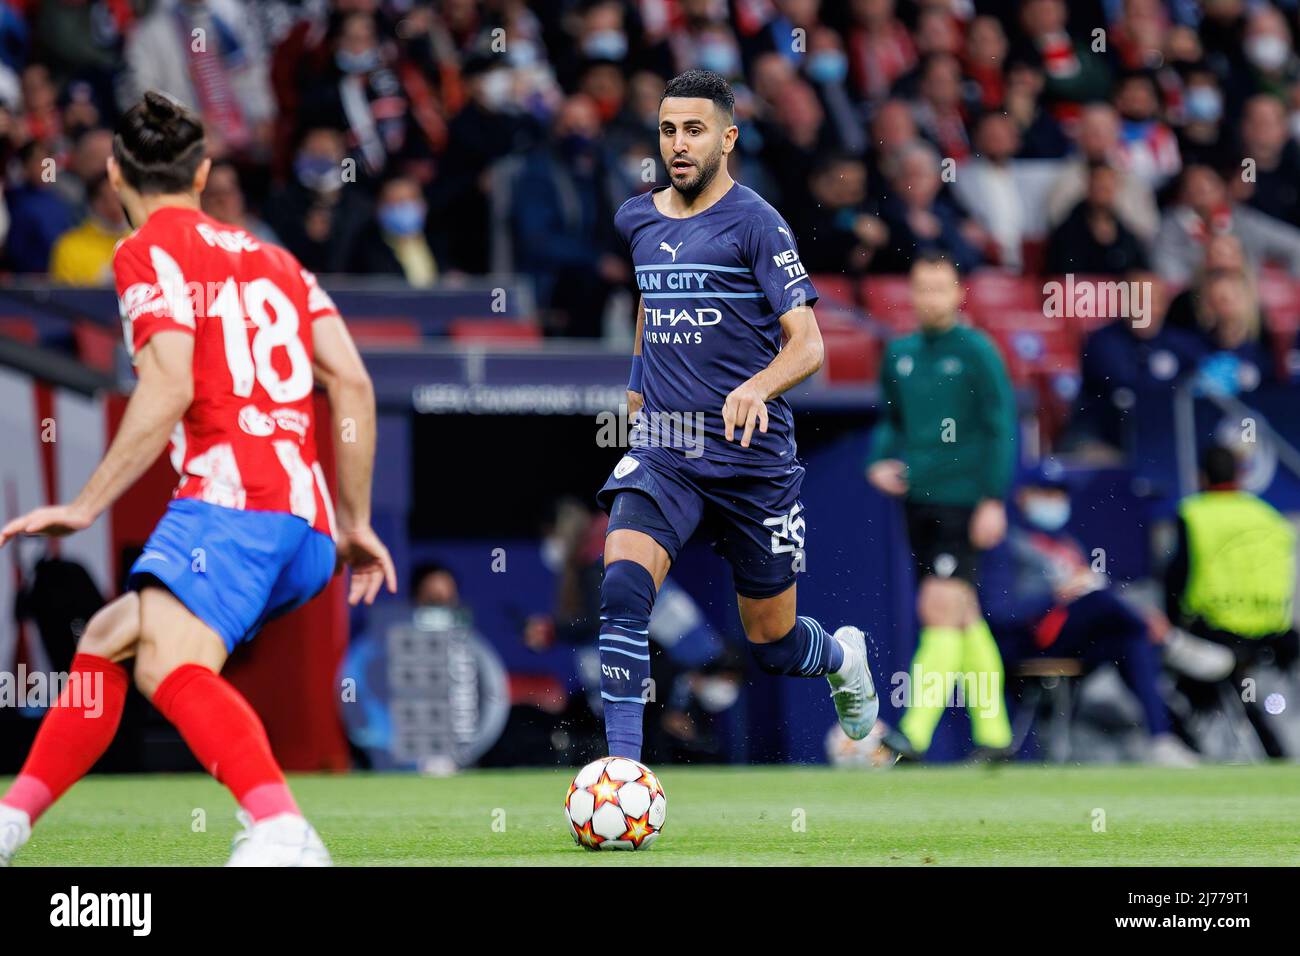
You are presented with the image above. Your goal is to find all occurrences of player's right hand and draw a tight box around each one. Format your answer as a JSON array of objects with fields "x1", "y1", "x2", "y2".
[
  {"x1": 336, "y1": 526, "x2": 398, "y2": 606},
  {"x1": 0, "y1": 504, "x2": 93, "y2": 548},
  {"x1": 867, "y1": 460, "x2": 909, "y2": 497},
  {"x1": 626, "y1": 389, "x2": 644, "y2": 422}
]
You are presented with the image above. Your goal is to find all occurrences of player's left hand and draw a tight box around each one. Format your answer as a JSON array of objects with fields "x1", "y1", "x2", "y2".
[
  {"x1": 968, "y1": 499, "x2": 1007, "y2": 550},
  {"x1": 337, "y1": 526, "x2": 398, "y2": 606},
  {"x1": 722, "y1": 382, "x2": 769, "y2": 448},
  {"x1": 0, "y1": 504, "x2": 93, "y2": 548}
]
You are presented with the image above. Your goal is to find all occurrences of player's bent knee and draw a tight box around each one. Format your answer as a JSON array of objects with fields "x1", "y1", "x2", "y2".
[
  {"x1": 601, "y1": 559, "x2": 658, "y2": 621},
  {"x1": 918, "y1": 577, "x2": 969, "y2": 626},
  {"x1": 77, "y1": 592, "x2": 142, "y2": 662}
]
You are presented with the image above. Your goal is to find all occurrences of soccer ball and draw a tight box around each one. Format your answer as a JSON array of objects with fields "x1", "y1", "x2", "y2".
[
  {"x1": 825, "y1": 720, "x2": 895, "y2": 768},
  {"x1": 564, "y1": 756, "x2": 667, "y2": 850}
]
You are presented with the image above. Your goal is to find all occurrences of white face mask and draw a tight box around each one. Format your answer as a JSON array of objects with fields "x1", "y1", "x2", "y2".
[
  {"x1": 479, "y1": 69, "x2": 513, "y2": 110},
  {"x1": 695, "y1": 677, "x2": 740, "y2": 713},
  {"x1": 1023, "y1": 496, "x2": 1071, "y2": 532},
  {"x1": 1247, "y1": 34, "x2": 1290, "y2": 71}
]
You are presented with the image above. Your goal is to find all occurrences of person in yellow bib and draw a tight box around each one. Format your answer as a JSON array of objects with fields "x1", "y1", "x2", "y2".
[{"x1": 1165, "y1": 444, "x2": 1298, "y2": 757}]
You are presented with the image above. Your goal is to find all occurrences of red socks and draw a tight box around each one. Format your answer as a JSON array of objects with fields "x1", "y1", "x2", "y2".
[
  {"x1": 150, "y1": 663, "x2": 300, "y2": 821},
  {"x1": 1, "y1": 653, "x2": 128, "y2": 823}
]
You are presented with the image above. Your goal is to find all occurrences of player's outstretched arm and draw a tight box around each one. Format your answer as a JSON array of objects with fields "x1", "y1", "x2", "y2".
[
  {"x1": 722, "y1": 306, "x2": 824, "y2": 448},
  {"x1": 0, "y1": 331, "x2": 194, "y2": 548},
  {"x1": 312, "y1": 314, "x2": 397, "y2": 606}
]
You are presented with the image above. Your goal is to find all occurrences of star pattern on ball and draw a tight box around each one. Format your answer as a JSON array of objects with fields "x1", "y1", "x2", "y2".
[
  {"x1": 573, "y1": 819, "x2": 604, "y2": 849},
  {"x1": 587, "y1": 770, "x2": 622, "y2": 810},
  {"x1": 636, "y1": 770, "x2": 663, "y2": 799},
  {"x1": 621, "y1": 812, "x2": 654, "y2": 848}
]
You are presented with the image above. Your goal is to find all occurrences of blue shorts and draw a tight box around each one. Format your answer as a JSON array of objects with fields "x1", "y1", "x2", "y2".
[
  {"x1": 597, "y1": 446, "x2": 806, "y2": 599},
  {"x1": 127, "y1": 499, "x2": 336, "y2": 652}
]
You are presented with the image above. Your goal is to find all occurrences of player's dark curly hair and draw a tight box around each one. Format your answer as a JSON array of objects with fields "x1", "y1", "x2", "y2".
[
  {"x1": 113, "y1": 90, "x2": 207, "y2": 195},
  {"x1": 661, "y1": 69, "x2": 735, "y2": 122}
]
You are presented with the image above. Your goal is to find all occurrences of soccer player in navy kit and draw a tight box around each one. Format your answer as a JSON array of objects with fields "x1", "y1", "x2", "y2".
[{"x1": 595, "y1": 70, "x2": 878, "y2": 760}]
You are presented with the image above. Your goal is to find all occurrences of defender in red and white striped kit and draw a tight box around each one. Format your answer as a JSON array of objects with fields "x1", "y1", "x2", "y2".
[{"x1": 0, "y1": 92, "x2": 396, "y2": 867}]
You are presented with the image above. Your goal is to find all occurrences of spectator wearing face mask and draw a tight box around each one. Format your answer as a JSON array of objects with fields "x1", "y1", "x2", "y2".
[
  {"x1": 297, "y1": 10, "x2": 438, "y2": 179},
  {"x1": 980, "y1": 461, "x2": 1199, "y2": 766},
  {"x1": 345, "y1": 175, "x2": 436, "y2": 287},
  {"x1": 510, "y1": 94, "x2": 627, "y2": 337},
  {"x1": 803, "y1": 27, "x2": 866, "y2": 156},
  {"x1": 1241, "y1": 4, "x2": 1299, "y2": 102},
  {"x1": 426, "y1": 54, "x2": 541, "y2": 274},
  {"x1": 265, "y1": 125, "x2": 372, "y2": 273},
  {"x1": 1175, "y1": 63, "x2": 1232, "y2": 171}
]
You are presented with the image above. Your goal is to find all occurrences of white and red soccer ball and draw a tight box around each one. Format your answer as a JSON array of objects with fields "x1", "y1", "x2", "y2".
[{"x1": 565, "y1": 756, "x2": 667, "y2": 850}]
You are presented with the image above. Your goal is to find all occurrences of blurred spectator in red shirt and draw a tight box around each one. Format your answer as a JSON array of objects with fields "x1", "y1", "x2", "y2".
[{"x1": 846, "y1": 0, "x2": 915, "y2": 104}]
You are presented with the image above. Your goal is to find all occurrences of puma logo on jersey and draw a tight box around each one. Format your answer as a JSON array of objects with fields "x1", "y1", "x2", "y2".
[{"x1": 658, "y1": 241, "x2": 683, "y2": 262}]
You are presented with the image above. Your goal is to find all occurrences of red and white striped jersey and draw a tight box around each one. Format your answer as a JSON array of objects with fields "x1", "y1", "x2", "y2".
[{"x1": 114, "y1": 206, "x2": 336, "y2": 538}]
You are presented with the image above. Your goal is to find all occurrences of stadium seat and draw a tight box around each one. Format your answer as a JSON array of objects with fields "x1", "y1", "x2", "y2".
[
  {"x1": 73, "y1": 320, "x2": 118, "y2": 373},
  {"x1": 981, "y1": 314, "x2": 1079, "y2": 387},
  {"x1": 345, "y1": 318, "x2": 422, "y2": 347},
  {"x1": 1259, "y1": 269, "x2": 1300, "y2": 333},
  {"x1": 965, "y1": 272, "x2": 1045, "y2": 318},
  {"x1": 819, "y1": 325, "x2": 881, "y2": 385},
  {"x1": 809, "y1": 273, "x2": 858, "y2": 309},
  {"x1": 0, "y1": 317, "x2": 38, "y2": 344},
  {"x1": 448, "y1": 318, "x2": 543, "y2": 345},
  {"x1": 860, "y1": 276, "x2": 915, "y2": 333}
]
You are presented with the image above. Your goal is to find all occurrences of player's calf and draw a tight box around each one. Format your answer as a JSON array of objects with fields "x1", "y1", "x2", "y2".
[
  {"x1": 0, "y1": 595, "x2": 135, "y2": 834},
  {"x1": 597, "y1": 559, "x2": 658, "y2": 761}
]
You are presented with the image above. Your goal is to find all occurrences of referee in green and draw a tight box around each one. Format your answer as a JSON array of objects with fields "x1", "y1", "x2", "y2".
[{"x1": 867, "y1": 251, "x2": 1016, "y2": 757}]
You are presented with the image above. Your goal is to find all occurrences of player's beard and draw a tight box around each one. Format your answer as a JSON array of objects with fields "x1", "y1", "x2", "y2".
[{"x1": 670, "y1": 141, "x2": 724, "y2": 200}]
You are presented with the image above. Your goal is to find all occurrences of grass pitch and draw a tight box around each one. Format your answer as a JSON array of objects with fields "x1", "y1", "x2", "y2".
[{"x1": 6, "y1": 764, "x2": 1299, "y2": 866}]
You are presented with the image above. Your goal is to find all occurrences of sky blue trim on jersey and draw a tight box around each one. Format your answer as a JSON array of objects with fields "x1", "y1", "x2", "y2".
[
  {"x1": 599, "y1": 632, "x2": 650, "y2": 646},
  {"x1": 598, "y1": 618, "x2": 650, "y2": 635},
  {"x1": 600, "y1": 646, "x2": 652, "y2": 661},
  {"x1": 641, "y1": 291, "x2": 766, "y2": 299},
  {"x1": 634, "y1": 263, "x2": 754, "y2": 273},
  {"x1": 601, "y1": 692, "x2": 647, "y2": 705}
]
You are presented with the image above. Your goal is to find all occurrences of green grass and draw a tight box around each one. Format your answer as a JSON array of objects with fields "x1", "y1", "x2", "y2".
[{"x1": 6, "y1": 764, "x2": 1300, "y2": 866}]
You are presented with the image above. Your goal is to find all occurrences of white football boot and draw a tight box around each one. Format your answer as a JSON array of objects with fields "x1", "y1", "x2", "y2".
[
  {"x1": 827, "y1": 626, "x2": 880, "y2": 740},
  {"x1": 226, "y1": 811, "x2": 332, "y2": 867},
  {"x1": 0, "y1": 804, "x2": 32, "y2": 867}
]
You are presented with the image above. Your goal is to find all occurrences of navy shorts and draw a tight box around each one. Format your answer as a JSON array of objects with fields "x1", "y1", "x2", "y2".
[
  {"x1": 596, "y1": 446, "x2": 806, "y2": 599},
  {"x1": 127, "y1": 499, "x2": 337, "y2": 652}
]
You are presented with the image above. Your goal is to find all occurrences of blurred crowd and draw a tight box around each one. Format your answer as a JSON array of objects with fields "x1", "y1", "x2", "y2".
[{"x1": 3, "y1": 0, "x2": 1300, "y2": 337}]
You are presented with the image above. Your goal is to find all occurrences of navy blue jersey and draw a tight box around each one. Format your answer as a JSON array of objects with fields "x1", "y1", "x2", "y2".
[{"x1": 616, "y1": 183, "x2": 819, "y2": 464}]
